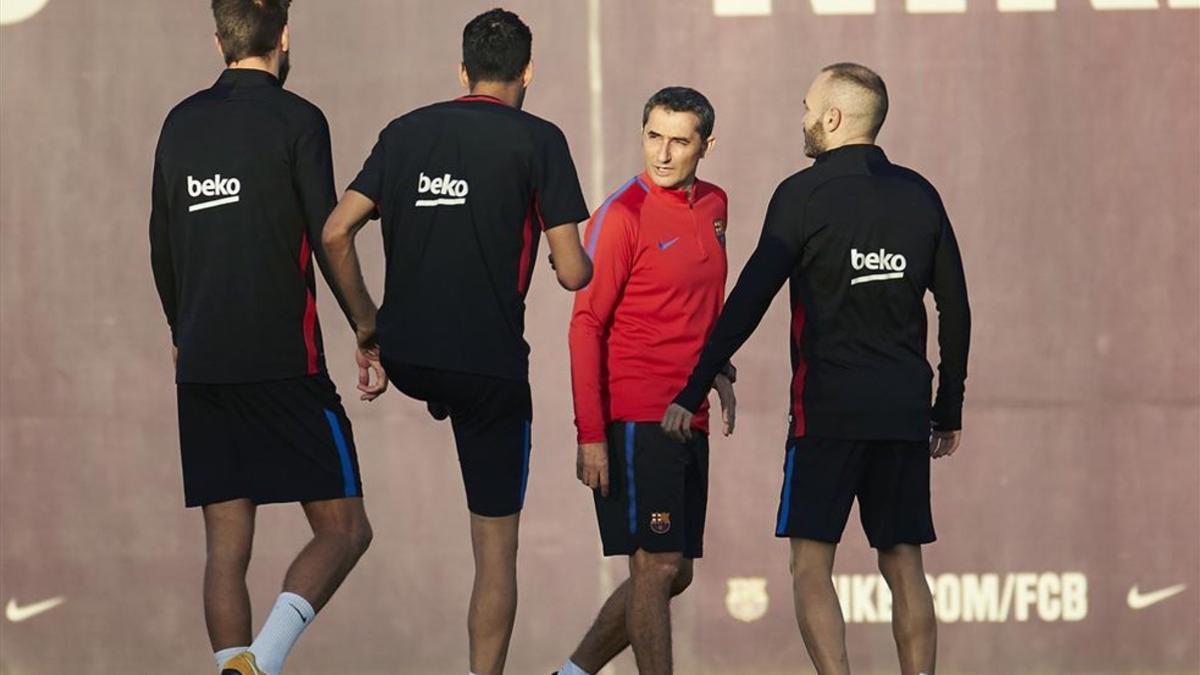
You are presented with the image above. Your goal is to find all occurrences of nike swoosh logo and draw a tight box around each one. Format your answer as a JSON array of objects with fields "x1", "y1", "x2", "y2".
[
  {"x1": 6, "y1": 597, "x2": 65, "y2": 622},
  {"x1": 658, "y1": 237, "x2": 680, "y2": 251},
  {"x1": 1127, "y1": 584, "x2": 1186, "y2": 610},
  {"x1": 289, "y1": 603, "x2": 309, "y2": 624}
]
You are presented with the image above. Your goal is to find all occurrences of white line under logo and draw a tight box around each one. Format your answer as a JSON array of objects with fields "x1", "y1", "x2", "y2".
[
  {"x1": 415, "y1": 198, "x2": 466, "y2": 207},
  {"x1": 851, "y1": 272, "x2": 905, "y2": 285}
]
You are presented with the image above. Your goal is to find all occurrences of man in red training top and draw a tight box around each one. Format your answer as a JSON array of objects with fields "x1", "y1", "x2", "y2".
[{"x1": 558, "y1": 87, "x2": 736, "y2": 675}]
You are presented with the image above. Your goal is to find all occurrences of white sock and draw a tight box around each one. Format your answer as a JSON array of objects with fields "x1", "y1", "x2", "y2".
[
  {"x1": 248, "y1": 592, "x2": 315, "y2": 675},
  {"x1": 559, "y1": 659, "x2": 592, "y2": 675},
  {"x1": 214, "y1": 646, "x2": 247, "y2": 670}
]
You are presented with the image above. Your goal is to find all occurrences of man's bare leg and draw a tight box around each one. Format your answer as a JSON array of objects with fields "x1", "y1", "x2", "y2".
[
  {"x1": 281, "y1": 497, "x2": 373, "y2": 611},
  {"x1": 626, "y1": 550, "x2": 684, "y2": 675},
  {"x1": 468, "y1": 512, "x2": 521, "y2": 675},
  {"x1": 878, "y1": 544, "x2": 936, "y2": 675},
  {"x1": 203, "y1": 498, "x2": 256, "y2": 651},
  {"x1": 229, "y1": 497, "x2": 372, "y2": 675},
  {"x1": 790, "y1": 538, "x2": 850, "y2": 675},
  {"x1": 569, "y1": 559, "x2": 694, "y2": 673}
]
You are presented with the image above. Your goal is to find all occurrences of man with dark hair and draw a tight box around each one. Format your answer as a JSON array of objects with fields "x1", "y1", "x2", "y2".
[
  {"x1": 556, "y1": 87, "x2": 734, "y2": 675},
  {"x1": 149, "y1": 2, "x2": 379, "y2": 674},
  {"x1": 664, "y1": 63, "x2": 970, "y2": 675},
  {"x1": 320, "y1": 8, "x2": 591, "y2": 675}
]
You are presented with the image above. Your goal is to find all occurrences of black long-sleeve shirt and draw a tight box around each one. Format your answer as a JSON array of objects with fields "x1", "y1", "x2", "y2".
[
  {"x1": 675, "y1": 144, "x2": 970, "y2": 440},
  {"x1": 149, "y1": 68, "x2": 337, "y2": 383}
]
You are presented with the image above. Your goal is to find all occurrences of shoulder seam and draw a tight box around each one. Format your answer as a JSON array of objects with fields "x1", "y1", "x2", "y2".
[{"x1": 585, "y1": 177, "x2": 645, "y2": 257}]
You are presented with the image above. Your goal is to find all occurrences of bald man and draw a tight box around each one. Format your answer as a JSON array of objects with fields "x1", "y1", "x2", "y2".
[{"x1": 663, "y1": 63, "x2": 971, "y2": 675}]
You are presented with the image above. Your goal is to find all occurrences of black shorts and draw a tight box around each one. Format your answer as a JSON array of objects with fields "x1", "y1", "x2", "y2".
[
  {"x1": 382, "y1": 359, "x2": 532, "y2": 518},
  {"x1": 177, "y1": 373, "x2": 362, "y2": 508},
  {"x1": 774, "y1": 436, "x2": 935, "y2": 549},
  {"x1": 594, "y1": 422, "x2": 709, "y2": 559}
]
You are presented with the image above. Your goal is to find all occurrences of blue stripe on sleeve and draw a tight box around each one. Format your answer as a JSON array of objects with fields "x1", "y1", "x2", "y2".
[{"x1": 585, "y1": 177, "x2": 639, "y2": 258}]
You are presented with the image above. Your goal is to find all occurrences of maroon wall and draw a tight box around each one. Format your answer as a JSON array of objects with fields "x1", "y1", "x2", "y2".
[{"x1": 1, "y1": 1, "x2": 1197, "y2": 673}]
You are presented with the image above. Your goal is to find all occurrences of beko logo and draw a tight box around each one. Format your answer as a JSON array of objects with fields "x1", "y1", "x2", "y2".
[
  {"x1": 187, "y1": 174, "x2": 242, "y2": 212},
  {"x1": 850, "y1": 248, "x2": 907, "y2": 285},
  {"x1": 415, "y1": 172, "x2": 469, "y2": 207}
]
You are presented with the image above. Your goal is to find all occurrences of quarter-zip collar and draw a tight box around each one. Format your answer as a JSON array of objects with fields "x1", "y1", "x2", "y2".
[{"x1": 639, "y1": 171, "x2": 697, "y2": 208}]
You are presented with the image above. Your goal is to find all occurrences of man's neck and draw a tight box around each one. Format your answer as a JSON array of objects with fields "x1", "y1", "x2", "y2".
[
  {"x1": 228, "y1": 57, "x2": 278, "y2": 79},
  {"x1": 826, "y1": 136, "x2": 876, "y2": 152},
  {"x1": 468, "y1": 81, "x2": 523, "y2": 108}
]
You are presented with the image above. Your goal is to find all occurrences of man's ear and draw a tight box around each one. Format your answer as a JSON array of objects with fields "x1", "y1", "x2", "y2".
[
  {"x1": 280, "y1": 25, "x2": 290, "y2": 53},
  {"x1": 521, "y1": 61, "x2": 534, "y2": 88},
  {"x1": 458, "y1": 63, "x2": 471, "y2": 90},
  {"x1": 700, "y1": 135, "x2": 716, "y2": 159},
  {"x1": 213, "y1": 34, "x2": 227, "y2": 63},
  {"x1": 825, "y1": 107, "x2": 843, "y2": 134}
]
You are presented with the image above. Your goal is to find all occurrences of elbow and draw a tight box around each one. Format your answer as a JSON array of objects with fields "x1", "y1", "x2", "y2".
[
  {"x1": 321, "y1": 219, "x2": 351, "y2": 252},
  {"x1": 560, "y1": 275, "x2": 589, "y2": 291},
  {"x1": 558, "y1": 259, "x2": 593, "y2": 291}
]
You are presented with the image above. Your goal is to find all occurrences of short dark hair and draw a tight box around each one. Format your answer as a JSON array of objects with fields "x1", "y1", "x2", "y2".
[
  {"x1": 212, "y1": 0, "x2": 290, "y2": 65},
  {"x1": 642, "y1": 87, "x2": 715, "y2": 139},
  {"x1": 462, "y1": 8, "x2": 532, "y2": 85},
  {"x1": 821, "y1": 62, "x2": 889, "y2": 136}
]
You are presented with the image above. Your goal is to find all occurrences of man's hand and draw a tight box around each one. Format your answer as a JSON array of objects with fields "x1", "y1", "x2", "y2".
[
  {"x1": 577, "y1": 441, "x2": 610, "y2": 496},
  {"x1": 545, "y1": 223, "x2": 592, "y2": 290},
  {"x1": 661, "y1": 403, "x2": 695, "y2": 443},
  {"x1": 355, "y1": 345, "x2": 388, "y2": 402},
  {"x1": 931, "y1": 429, "x2": 961, "y2": 459},
  {"x1": 713, "y1": 373, "x2": 736, "y2": 436}
]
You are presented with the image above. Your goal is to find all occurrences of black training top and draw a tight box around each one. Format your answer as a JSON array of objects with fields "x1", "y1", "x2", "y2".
[
  {"x1": 675, "y1": 145, "x2": 971, "y2": 441},
  {"x1": 150, "y1": 68, "x2": 335, "y2": 384},
  {"x1": 348, "y1": 94, "x2": 590, "y2": 382}
]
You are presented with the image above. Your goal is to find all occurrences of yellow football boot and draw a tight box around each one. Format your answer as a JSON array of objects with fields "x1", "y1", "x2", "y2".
[{"x1": 220, "y1": 651, "x2": 266, "y2": 675}]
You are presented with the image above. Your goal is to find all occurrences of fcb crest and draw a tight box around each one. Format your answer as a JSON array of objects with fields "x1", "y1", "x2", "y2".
[
  {"x1": 725, "y1": 577, "x2": 769, "y2": 623},
  {"x1": 713, "y1": 218, "x2": 727, "y2": 248},
  {"x1": 649, "y1": 512, "x2": 671, "y2": 534}
]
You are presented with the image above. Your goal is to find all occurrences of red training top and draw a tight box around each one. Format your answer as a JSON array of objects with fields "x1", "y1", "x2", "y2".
[{"x1": 569, "y1": 172, "x2": 729, "y2": 444}]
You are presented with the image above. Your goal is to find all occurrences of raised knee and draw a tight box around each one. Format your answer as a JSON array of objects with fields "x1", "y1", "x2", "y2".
[
  {"x1": 320, "y1": 518, "x2": 373, "y2": 558},
  {"x1": 350, "y1": 520, "x2": 373, "y2": 557}
]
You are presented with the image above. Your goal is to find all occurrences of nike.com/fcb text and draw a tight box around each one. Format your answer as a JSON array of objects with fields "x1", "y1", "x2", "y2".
[{"x1": 834, "y1": 572, "x2": 1088, "y2": 623}]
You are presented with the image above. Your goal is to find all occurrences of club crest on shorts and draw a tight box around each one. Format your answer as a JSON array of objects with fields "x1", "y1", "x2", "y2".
[
  {"x1": 725, "y1": 577, "x2": 769, "y2": 623},
  {"x1": 649, "y1": 512, "x2": 671, "y2": 535}
]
